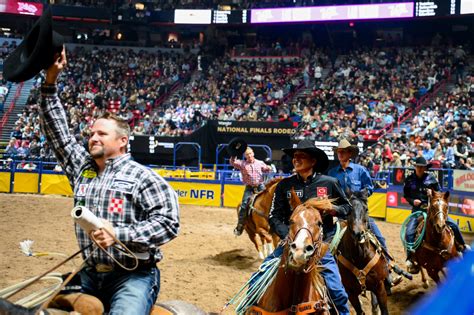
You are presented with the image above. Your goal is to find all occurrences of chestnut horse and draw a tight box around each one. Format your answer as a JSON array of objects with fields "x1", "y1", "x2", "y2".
[
  {"x1": 412, "y1": 190, "x2": 461, "y2": 285},
  {"x1": 240, "y1": 178, "x2": 282, "y2": 259},
  {"x1": 246, "y1": 191, "x2": 331, "y2": 315},
  {"x1": 335, "y1": 190, "x2": 389, "y2": 315}
]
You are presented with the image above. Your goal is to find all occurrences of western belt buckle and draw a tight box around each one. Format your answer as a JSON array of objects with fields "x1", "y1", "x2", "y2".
[{"x1": 95, "y1": 263, "x2": 114, "y2": 273}]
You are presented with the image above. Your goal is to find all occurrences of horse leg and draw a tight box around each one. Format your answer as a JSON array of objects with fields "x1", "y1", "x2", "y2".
[
  {"x1": 348, "y1": 293, "x2": 365, "y2": 315},
  {"x1": 370, "y1": 292, "x2": 380, "y2": 315},
  {"x1": 372, "y1": 281, "x2": 389, "y2": 315},
  {"x1": 419, "y1": 267, "x2": 429, "y2": 289}
]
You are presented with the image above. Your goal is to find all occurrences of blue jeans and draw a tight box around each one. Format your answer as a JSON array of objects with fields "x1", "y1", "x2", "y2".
[
  {"x1": 406, "y1": 213, "x2": 466, "y2": 253},
  {"x1": 238, "y1": 184, "x2": 264, "y2": 225},
  {"x1": 368, "y1": 218, "x2": 388, "y2": 254},
  {"x1": 250, "y1": 246, "x2": 350, "y2": 315},
  {"x1": 80, "y1": 266, "x2": 160, "y2": 314}
]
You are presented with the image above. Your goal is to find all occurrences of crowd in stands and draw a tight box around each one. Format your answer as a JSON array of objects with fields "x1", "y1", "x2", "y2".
[
  {"x1": 3, "y1": 46, "x2": 195, "y2": 163},
  {"x1": 1, "y1": 42, "x2": 472, "y2": 173}
]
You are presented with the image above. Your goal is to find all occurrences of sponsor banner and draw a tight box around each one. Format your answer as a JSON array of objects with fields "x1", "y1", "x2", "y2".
[
  {"x1": 13, "y1": 172, "x2": 38, "y2": 193},
  {"x1": 223, "y1": 184, "x2": 246, "y2": 208},
  {"x1": 41, "y1": 174, "x2": 73, "y2": 196},
  {"x1": 2, "y1": 1, "x2": 43, "y2": 16},
  {"x1": 387, "y1": 207, "x2": 474, "y2": 234},
  {"x1": 368, "y1": 192, "x2": 386, "y2": 218},
  {"x1": 453, "y1": 170, "x2": 474, "y2": 193},
  {"x1": 154, "y1": 169, "x2": 215, "y2": 180},
  {"x1": 214, "y1": 120, "x2": 295, "y2": 136},
  {"x1": 169, "y1": 182, "x2": 221, "y2": 207},
  {"x1": 0, "y1": 172, "x2": 10, "y2": 192}
]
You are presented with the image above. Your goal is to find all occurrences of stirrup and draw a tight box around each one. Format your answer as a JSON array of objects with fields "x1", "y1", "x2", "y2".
[{"x1": 405, "y1": 259, "x2": 420, "y2": 274}]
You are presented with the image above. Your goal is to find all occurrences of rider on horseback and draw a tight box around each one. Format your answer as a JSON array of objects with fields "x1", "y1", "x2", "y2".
[
  {"x1": 230, "y1": 146, "x2": 272, "y2": 236},
  {"x1": 403, "y1": 157, "x2": 469, "y2": 274},
  {"x1": 268, "y1": 140, "x2": 351, "y2": 315},
  {"x1": 328, "y1": 139, "x2": 402, "y2": 290}
]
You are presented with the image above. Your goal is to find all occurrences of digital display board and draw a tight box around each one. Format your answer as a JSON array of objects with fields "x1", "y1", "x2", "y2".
[
  {"x1": 0, "y1": 0, "x2": 42, "y2": 16},
  {"x1": 250, "y1": 2, "x2": 414, "y2": 24},
  {"x1": 174, "y1": 9, "x2": 212, "y2": 24},
  {"x1": 414, "y1": 0, "x2": 474, "y2": 16},
  {"x1": 212, "y1": 10, "x2": 248, "y2": 24}
]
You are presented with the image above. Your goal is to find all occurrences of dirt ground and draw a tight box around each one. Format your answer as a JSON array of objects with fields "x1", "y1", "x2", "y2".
[{"x1": 0, "y1": 194, "x2": 472, "y2": 314}]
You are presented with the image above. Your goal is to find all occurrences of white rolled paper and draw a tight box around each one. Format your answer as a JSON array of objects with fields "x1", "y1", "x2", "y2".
[{"x1": 71, "y1": 206, "x2": 104, "y2": 234}]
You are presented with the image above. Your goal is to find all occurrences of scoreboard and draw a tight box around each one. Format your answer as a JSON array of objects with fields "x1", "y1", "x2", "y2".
[
  {"x1": 212, "y1": 10, "x2": 249, "y2": 24},
  {"x1": 415, "y1": 0, "x2": 474, "y2": 17}
]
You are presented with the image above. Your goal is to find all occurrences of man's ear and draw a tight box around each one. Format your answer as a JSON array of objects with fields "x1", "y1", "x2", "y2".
[{"x1": 120, "y1": 135, "x2": 128, "y2": 152}]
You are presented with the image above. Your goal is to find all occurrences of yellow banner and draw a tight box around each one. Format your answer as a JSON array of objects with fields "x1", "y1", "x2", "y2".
[
  {"x1": 387, "y1": 207, "x2": 474, "y2": 234},
  {"x1": 41, "y1": 174, "x2": 73, "y2": 196},
  {"x1": 169, "y1": 181, "x2": 221, "y2": 207},
  {"x1": 368, "y1": 192, "x2": 386, "y2": 218},
  {"x1": 13, "y1": 172, "x2": 39, "y2": 193},
  {"x1": 0, "y1": 172, "x2": 10, "y2": 192},
  {"x1": 153, "y1": 169, "x2": 215, "y2": 180},
  {"x1": 223, "y1": 184, "x2": 245, "y2": 208}
]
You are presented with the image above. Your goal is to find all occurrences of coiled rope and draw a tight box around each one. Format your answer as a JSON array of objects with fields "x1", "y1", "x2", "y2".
[{"x1": 400, "y1": 211, "x2": 427, "y2": 252}]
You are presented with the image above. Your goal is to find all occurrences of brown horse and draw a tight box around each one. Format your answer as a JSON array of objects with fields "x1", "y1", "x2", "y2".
[
  {"x1": 246, "y1": 191, "x2": 330, "y2": 315},
  {"x1": 412, "y1": 190, "x2": 461, "y2": 285},
  {"x1": 336, "y1": 190, "x2": 389, "y2": 315},
  {"x1": 240, "y1": 178, "x2": 282, "y2": 259}
]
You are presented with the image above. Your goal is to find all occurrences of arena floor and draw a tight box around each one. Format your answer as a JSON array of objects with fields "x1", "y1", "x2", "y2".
[{"x1": 1, "y1": 193, "x2": 472, "y2": 314}]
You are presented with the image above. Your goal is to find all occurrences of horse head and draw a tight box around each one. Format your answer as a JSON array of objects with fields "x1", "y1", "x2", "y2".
[
  {"x1": 285, "y1": 189, "x2": 327, "y2": 272},
  {"x1": 427, "y1": 189, "x2": 450, "y2": 234},
  {"x1": 347, "y1": 188, "x2": 369, "y2": 244}
]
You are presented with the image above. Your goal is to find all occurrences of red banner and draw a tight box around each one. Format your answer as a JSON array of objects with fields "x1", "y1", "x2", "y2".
[{"x1": 0, "y1": 0, "x2": 43, "y2": 16}]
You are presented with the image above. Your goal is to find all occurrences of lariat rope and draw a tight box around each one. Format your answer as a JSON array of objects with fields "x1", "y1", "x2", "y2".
[
  {"x1": 220, "y1": 256, "x2": 281, "y2": 315},
  {"x1": 400, "y1": 211, "x2": 427, "y2": 252}
]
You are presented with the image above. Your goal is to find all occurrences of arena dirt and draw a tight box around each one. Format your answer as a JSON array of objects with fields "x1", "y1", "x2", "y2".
[{"x1": 1, "y1": 194, "x2": 472, "y2": 314}]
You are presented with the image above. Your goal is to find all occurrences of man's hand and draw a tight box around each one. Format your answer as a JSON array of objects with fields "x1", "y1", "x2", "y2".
[
  {"x1": 45, "y1": 46, "x2": 67, "y2": 85},
  {"x1": 413, "y1": 199, "x2": 422, "y2": 207},
  {"x1": 91, "y1": 219, "x2": 115, "y2": 248}
]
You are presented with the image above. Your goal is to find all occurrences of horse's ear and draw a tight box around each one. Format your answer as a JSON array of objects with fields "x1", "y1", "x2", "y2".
[
  {"x1": 290, "y1": 187, "x2": 302, "y2": 210},
  {"x1": 444, "y1": 190, "x2": 450, "y2": 200}
]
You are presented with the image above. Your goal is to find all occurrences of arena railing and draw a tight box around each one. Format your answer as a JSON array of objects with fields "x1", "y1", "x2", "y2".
[{"x1": 0, "y1": 82, "x2": 24, "y2": 139}]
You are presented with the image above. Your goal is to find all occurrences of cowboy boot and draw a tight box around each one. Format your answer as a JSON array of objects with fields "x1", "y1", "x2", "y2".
[
  {"x1": 234, "y1": 206, "x2": 246, "y2": 236},
  {"x1": 405, "y1": 252, "x2": 420, "y2": 274}
]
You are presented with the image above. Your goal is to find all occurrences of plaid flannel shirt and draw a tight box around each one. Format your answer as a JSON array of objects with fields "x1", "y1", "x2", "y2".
[
  {"x1": 40, "y1": 91, "x2": 180, "y2": 268},
  {"x1": 231, "y1": 158, "x2": 271, "y2": 187}
]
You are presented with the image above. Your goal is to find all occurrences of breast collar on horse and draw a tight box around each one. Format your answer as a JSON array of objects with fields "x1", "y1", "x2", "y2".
[
  {"x1": 335, "y1": 231, "x2": 383, "y2": 295},
  {"x1": 248, "y1": 190, "x2": 267, "y2": 218}
]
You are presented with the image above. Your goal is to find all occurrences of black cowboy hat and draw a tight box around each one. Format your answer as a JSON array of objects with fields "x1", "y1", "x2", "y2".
[
  {"x1": 227, "y1": 137, "x2": 247, "y2": 157},
  {"x1": 3, "y1": 7, "x2": 64, "y2": 83},
  {"x1": 282, "y1": 139, "x2": 329, "y2": 173},
  {"x1": 414, "y1": 157, "x2": 432, "y2": 169}
]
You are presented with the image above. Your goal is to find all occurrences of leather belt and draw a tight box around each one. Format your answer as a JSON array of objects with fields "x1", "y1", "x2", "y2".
[{"x1": 90, "y1": 261, "x2": 156, "y2": 273}]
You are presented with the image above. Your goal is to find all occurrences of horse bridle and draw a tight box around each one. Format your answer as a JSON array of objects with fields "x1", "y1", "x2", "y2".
[
  {"x1": 285, "y1": 225, "x2": 324, "y2": 274},
  {"x1": 428, "y1": 198, "x2": 448, "y2": 225}
]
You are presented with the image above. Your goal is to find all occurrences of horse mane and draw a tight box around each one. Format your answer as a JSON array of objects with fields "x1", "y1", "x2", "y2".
[
  {"x1": 311, "y1": 265, "x2": 326, "y2": 296},
  {"x1": 296, "y1": 197, "x2": 337, "y2": 215},
  {"x1": 264, "y1": 177, "x2": 283, "y2": 191}
]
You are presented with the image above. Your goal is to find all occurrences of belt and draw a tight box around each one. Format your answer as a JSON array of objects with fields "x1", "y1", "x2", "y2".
[{"x1": 89, "y1": 261, "x2": 157, "y2": 273}]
